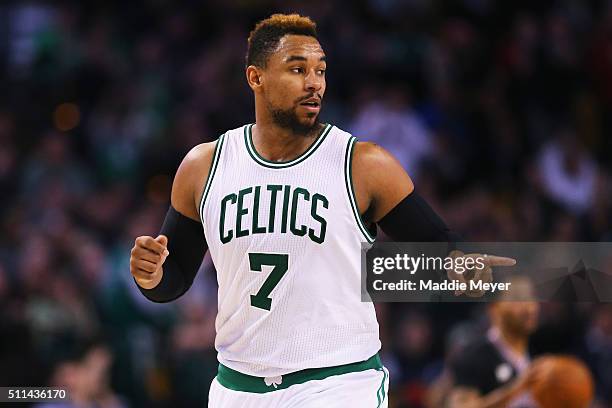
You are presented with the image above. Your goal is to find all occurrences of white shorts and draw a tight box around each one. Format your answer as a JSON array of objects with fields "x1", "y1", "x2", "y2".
[{"x1": 208, "y1": 366, "x2": 389, "y2": 408}]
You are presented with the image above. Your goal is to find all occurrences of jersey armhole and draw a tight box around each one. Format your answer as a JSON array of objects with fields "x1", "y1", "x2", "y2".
[
  {"x1": 344, "y1": 137, "x2": 377, "y2": 244},
  {"x1": 199, "y1": 133, "x2": 227, "y2": 224}
]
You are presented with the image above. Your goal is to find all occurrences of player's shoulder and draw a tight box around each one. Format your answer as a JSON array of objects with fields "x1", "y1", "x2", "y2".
[
  {"x1": 353, "y1": 141, "x2": 390, "y2": 163},
  {"x1": 451, "y1": 338, "x2": 500, "y2": 369},
  {"x1": 174, "y1": 139, "x2": 220, "y2": 189},
  {"x1": 180, "y1": 124, "x2": 246, "y2": 170},
  {"x1": 183, "y1": 141, "x2": 216, "y2": 165},
  {"x1": 171, "y1": 139, "x2": 223, "y2": 219},
  {"x1": 180, "y1": 136, "x2": 227, "y2": 175},
  {"x1": 449, "y1": 338, "x2": 503, "y2": 395},
  {"x1": 335, "y1": 124, "x2": 395, "y2": 165},
  {"x1": 350, "y1": 140, "x2": 414, "y2": 186}
]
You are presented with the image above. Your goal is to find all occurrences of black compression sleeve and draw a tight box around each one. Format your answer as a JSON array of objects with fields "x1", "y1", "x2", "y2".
[
  {"x1": 377, "y1": 191, "x2": 464, "y2": 301},
  {"x1": 377, "y1": 190, "x2": 462, "y2": 243},
  {"x1": 136, "y1": 206, "x2": 208, "y2": 303}
]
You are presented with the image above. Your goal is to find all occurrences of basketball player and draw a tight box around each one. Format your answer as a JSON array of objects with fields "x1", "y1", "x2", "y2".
[
  {"x1": 129, "y1": 14, "x2": 516, "y2": 407},
  {"x1": 445, "y1": 277, "x2": 541, "y2": 408}
]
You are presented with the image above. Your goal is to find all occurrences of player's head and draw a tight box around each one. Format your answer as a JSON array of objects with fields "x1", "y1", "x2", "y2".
[
  {"x1": 246, "y1": 14, "x2": 326, "y2": 135},
  {"x1": 488, "y1": 276, "x2": 540, "y2": 338}
]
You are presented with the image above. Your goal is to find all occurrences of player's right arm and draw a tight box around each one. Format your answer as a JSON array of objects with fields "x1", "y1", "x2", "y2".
[
  {"x1": 130, "y1": 141, "x2": 217, "y2": 302},
  {"x1": 446, "y1": 379, "x2": 531, "y2": 408}
]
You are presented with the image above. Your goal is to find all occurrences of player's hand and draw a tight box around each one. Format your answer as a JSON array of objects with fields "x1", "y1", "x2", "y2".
[
  {"x1": 130, "y1": 235, "x2": 169, "y2": 289},
  {"x1": 445, "y1": 388, "x2": 482, "y2": 408},
  {"x1": 446, "y1": 250, "x2": 516, "y2": 297},
  {"x1": 511, "y1": 357, "x2": 549, "y2": 394}
]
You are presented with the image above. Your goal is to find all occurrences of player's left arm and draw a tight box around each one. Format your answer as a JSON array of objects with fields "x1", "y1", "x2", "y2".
[
  {"x1": 352, "y1": 142, "x2": 515, "y2": 296},
  {"x1": 351, "y1": 141, "x2": 459, "y2": 242}
]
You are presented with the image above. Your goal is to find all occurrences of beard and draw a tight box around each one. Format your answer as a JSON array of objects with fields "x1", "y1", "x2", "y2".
[
  {"x1": 502, "y1": 313, "x2": 536, "y2": 337},
  {"x1": 267, "y1": 101, "x2": 321, "y2": 137}
]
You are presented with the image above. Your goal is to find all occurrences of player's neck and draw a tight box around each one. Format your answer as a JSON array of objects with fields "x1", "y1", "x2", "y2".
[
  {"x1": 251, "y1": 119, "x2": 324, "y2": 163},
  {"x1": 498, "y1": 328, "x2": 528, "y2": 356}
]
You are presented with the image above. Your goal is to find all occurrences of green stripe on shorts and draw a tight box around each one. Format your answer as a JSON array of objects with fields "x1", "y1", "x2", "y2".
[
  {"x1": 376, "y1": 367, "x2": 388, "y2": 407},
  {"x1": 217, "y1": 354, "x2": 383, "y2": 394}
]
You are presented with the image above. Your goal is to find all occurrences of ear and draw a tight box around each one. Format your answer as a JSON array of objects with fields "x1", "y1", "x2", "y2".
[{"x1": 246, "y1": 65, "x2": 263, "y2": 91}]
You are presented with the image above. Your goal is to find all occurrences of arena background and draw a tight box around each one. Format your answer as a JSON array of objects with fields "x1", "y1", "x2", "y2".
[{"x1": 1, "y1": 1, "x2": 611, "y2": 407}]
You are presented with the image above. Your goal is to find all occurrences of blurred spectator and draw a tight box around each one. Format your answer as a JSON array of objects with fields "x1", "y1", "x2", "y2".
[
  {"x1": 537, "y1": 127, "x2": 597, "y2": 215},
  {"x1": 350, "y1": 86, "x2": 433, "y2": 178},
  {"x1": 36, "y1": 341, "x2": 127, "y2": 408}
]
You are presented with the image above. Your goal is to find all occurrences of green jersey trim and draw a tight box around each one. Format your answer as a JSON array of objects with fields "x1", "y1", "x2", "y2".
[
  {"x1": 376, "y1": 367, "x2": 388, "y2": 407},
  {"x1": 216, "y1": 353, "x2": 383, "y2": 393},
  {"x1": 244, "y1": 123, "x2": 332, "y2": 169},
  {"x1": 199, "y1": 133, "x2": 226, "y2": 224},
  {"x1": 345, "y1": 137, "x2": 376, "y2": 243}
]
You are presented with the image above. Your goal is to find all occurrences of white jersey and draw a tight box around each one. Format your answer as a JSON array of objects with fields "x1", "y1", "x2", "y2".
[{"x1": 200, "y1": 123, "x2": 380, "y2": 377}]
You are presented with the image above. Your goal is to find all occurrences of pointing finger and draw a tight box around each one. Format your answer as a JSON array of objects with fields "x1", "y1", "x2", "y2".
[{"x1": 484, "y1": 255, "x2": 516, "y2": 267}]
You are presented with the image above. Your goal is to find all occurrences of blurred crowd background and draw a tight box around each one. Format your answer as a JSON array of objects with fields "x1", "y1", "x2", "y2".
[{"x1": 1, "y1": 0, "x2": 611, "y2": 407}]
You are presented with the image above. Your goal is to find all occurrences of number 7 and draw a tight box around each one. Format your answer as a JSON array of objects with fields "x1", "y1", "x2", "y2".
[{"x1": 249, "y1": 253, "x2": 289, "y2": 311}]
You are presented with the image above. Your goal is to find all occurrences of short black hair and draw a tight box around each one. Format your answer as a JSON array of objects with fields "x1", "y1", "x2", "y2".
[{"x1": 246, "y1": 14, "x2": 318, "y2": 68}]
